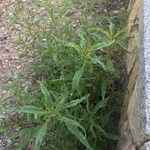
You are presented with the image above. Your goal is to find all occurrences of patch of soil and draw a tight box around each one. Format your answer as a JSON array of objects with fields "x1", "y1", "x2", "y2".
[{"x1": 0, "y1": 1, "x2": 32, "y2": 150}]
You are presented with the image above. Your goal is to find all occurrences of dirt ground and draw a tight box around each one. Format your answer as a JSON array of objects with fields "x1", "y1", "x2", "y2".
[{"x1": 0, "y1": 0, "x2": 32, "y2": 149}]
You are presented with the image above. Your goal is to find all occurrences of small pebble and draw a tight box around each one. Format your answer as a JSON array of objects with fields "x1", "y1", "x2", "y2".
[
  {"x1": 0, "y1": 32, "x2": 7, "y2": 41},
  {"x1": 15, "y1": 127, "x2": 21, "y2": 132}
]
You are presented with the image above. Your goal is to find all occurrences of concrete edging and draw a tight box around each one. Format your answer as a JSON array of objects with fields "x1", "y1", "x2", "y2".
[{"x1": 117, "y1": 0, "x2": 150, "y2": 149}]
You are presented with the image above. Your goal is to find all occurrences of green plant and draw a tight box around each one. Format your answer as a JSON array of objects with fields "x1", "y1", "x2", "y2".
[{"x1": 1, "y1": 0, "x2": 128, "y2": 149}]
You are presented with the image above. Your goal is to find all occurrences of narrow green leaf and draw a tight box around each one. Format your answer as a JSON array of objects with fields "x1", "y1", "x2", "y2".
[
  {"x1": 54, "y1": 96, "x2": 66, "y2": 111},
  {"x1": 114, "y1": 27, "x2": 127, "y2": 39},
  {"x1": 89, "y1": 27, "x2": 111, "y2": 39},
  {"x1": 66, "y1": 124, "x2": 93, "y2": 150},
  {"x1": 109, "y1": 21, "x2": 115, "y2": 38},
  {"x1": 105, "y1": 59, "x2": 115, "y2": 72},
  {"x1": 106, "y1": 133, "x2": 120, "y2": 141},
  {"x1": 66, "y1": 42, "x2": 81, "y2": 53},
  {"x1": 39, "y1": 82, "x2": 53, "y2": 108},
  {"x1": 34, "y1": 123, "x2": 47, "y2": 150},
  {"x1": 16, "y1": 106, "x2": 45, "y2": 115},
  {"x1": 91, "y1": 43, "x2": 103, "y2": 51},
  {"x1": 16, "y1": 129, "x2": 31, "y2": 149},
  {"x1": 39, "y1": 82, "x2": 49, "y2": 99},
  {"x1": 60, "y1": 116, "x2": 86, "y2": 137},
  {"x1": 72, "y1": 67, "x2": 84, "y2": 91},
  {"x1": 90, "y1": 123, "x2": 97, "y2": 139},
  {"x1": 91, "y1": 40, "x2": 115, "y2": 51},
  {"x1": 93, "y1": 123, "x2": 106, "y2": 135},
  {"x1": 78, "y1": 31, "x2": 87, "y2": 49},
  {"x1": 116, "y1": 41, "x2": 130, "y2": 53},
  {"x1": 64, "y1": 94, "x2": 89, "y2": 109},
  {"x1": 93, "y1": 97, "x2": 109, "y2": 114},
  {"x1": 90, "y1": 32, "x2": 102, "y2": 41},
  {"x1": 90, "y1": 57, "x2": 106, "y2": 70},
  {"x1": 49, "y1": 90, "x2": 60, "y2": 101},
  {"x1": 101, "y1": 81, "x2": 106, "y2": 100}
]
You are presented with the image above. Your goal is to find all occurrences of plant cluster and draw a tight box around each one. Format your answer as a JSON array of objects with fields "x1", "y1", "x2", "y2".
[{"x1": 1, "y1": 0, "x2": 128, "y2": 149}]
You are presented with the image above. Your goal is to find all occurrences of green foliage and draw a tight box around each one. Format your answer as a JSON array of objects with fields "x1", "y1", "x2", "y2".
[{"x1": 1, "y1": 0, "x2": 128, "y2": 149}]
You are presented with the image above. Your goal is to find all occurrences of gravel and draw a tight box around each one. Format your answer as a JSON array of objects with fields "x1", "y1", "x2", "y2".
[{"x1": 0, "y1": 0, "x2": 31, "y2": 149}]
